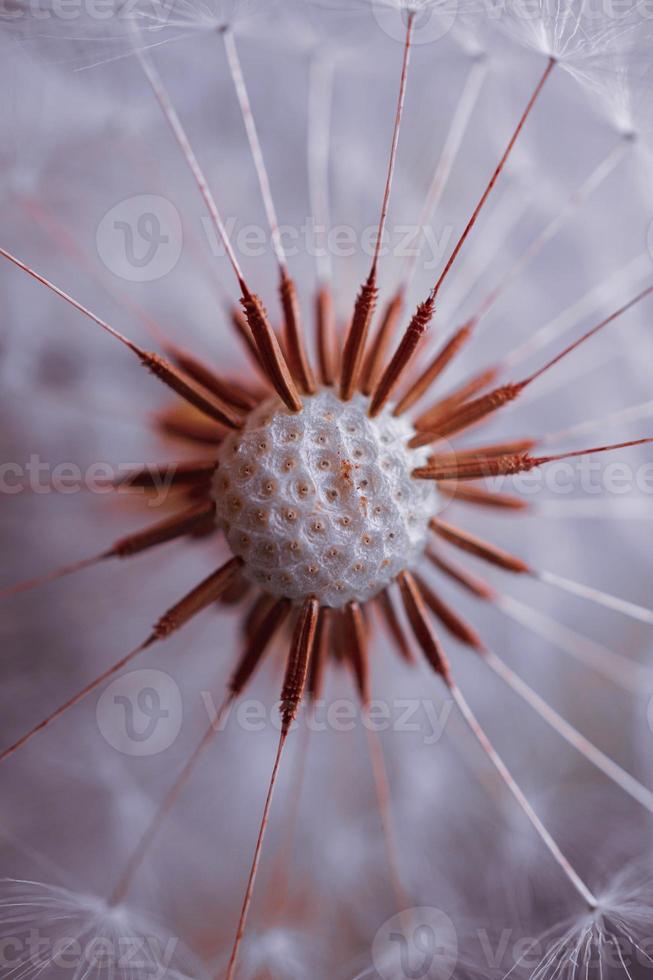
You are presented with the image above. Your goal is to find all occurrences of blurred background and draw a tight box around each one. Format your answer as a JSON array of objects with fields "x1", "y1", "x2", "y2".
[{"x1": 1, "y1": 1, "x2": 653, "y2": 976}]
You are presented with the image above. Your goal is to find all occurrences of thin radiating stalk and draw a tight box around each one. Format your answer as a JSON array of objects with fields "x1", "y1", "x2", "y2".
[
  {"x1": 131, "y1": 23, "x2": 244, "y2": 282},
  {"x1": 0, "y1": 248, "x2": 244, "y2": 428},
  {"x1": 503, "y1": 252, "x2": 651, "y2": 372},
  {"x1": 540, "y1": 398, "x2": 653, "y2": 447},
  {"x1": 0, "y1": 558, "x2": 243, "y2": 765},
  {"x1": 263, "y1": 723, "x2": 313, "y2": 921},
  {"x1": 0, "y1": 501, "x2": 216, "y2": 600},
  {"x1": 448, "y1": 681, "x2": 598, "y2": 909},
  {"x1": 535, "y1": 569, "x2": 653, "y2": 625},
  {"x1": 365, "y1": 724, "x2": 411, "y2": 915},
  {"x1": 428, "y1": 57, "x2": 555, "y2": 304},
  {"x1": 430, "y1": 550, "x2": 651, "y2": 694},
  {"x1": 369, "y1": 14, "x2": 414, "y2": 277},
  {"x1": 222, "y1": 28, "x2": 286, "y2": 270},
  {"x1": 481, "y1": 648, "x2": 653, "y2": 813},
  {"x1": 340, "y1": 14, "x2": 415, "y2": 400},
  {"x1": 308, "y1": 51, "x2": 335, "y2": 289},
  {"x1": 414, "y1": 437, "x2": 653, "y2": 481},
  {"x1": 130, "y1": 20, "x2": 302, "y2": 408},
  {"x1": 109, "y1": 696, "x2": 233, "y2": 908},
  {"x1": 222, "y1": 27, "x2": 316, "y2": 394},
  {"x1": 224, "y1": 598, "x2": 319, "y2": 980},
  {"x1": 409, "y1": 284, "x2": 653, "y2": 447},
  {"x1": 463, "y1": 137, "x2": 632, "y2": 332},
  {"x1": 401, "y1": 52, "x2": 488, "y2": 292}
]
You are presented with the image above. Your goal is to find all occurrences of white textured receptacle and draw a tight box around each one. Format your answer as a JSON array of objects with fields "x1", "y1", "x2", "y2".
[{"x1": 213, "y1": 388, "x2": 440, "y2": 607}]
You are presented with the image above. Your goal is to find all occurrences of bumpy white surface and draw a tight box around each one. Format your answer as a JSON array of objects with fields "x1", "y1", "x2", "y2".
[{"x1": 213, "y1": 388, "x2": 440, "y2": 607}]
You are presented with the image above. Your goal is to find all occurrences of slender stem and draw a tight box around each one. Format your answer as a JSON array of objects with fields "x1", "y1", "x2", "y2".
[
  {"x1": 402, "y1": 53, "x2": 488, "y2": 291},
  {"x1": 110, "y1": 697, "x2": 232, "y2": 907},
  {"x1": 131, "y1": 22, "x2": 244, "y2": 282},
  {"x1": 370, "y1": 12, "x2": 415, "y2": 276},
  {"x1": 482, "y1": 648, "x2": 653, "y2": 813},
  {"x1": 449, "y1": 682, "x2": 597, "y2": 910},
  {"x1": 222, "y1": 28, "x2": 286, "y2": 271},
  {"x1": 430, "y1": 57, "x2": 555, "y2": 302},
  {"x1": 224, "y1": 731, "x2": 288, "y2": 980},
  {"x1": 308, "y1": 52, "x2": 335, "y2": 287}
]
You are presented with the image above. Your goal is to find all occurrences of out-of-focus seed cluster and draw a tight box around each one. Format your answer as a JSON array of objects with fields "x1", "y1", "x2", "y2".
[{"x1": 213, "y1": 388, "x2": 440, "y2": 606}]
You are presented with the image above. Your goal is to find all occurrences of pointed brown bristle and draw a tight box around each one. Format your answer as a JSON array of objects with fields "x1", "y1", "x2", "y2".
[
  {"x1": 345, "y1": 601, "x2": 371, "y2": 705},
  {"x1": 414, "y1": 366, "x2": 500, "y2": 431},
  {"x1": 231, "y1": 598, "x2": 292, "y2": 697},
  {"x1": 447, "y1": 438, "x2": 538, "y2": 460},
  {"x1": 153, "y1": 557, "x2": 245, "y2": 640},
  {"x1": 413, "y1": 451, "x2": 536, "y2": 483},
  {"x1": 416, "y1": 436, "x2": 653, "y2": 483},
  {"x1": 113, "y1": 460, "x2": 218, "y2": 492},
  {"x1": 394, "y1": 319, "x2": 475, "y2": 416},
  {"x1": 438, "y1": 482, "x2": 530, "y2": 512},
  {"x1": 315, "y1": 286, "x2": 339, "y2": 387},
  {"x1": 414, "y1": 573, "x2": 484, "y2": 650},
  {"x1": 309, "y1": 607, "x2": 331, "y2": 703},
  {"x1": 280, "y1": 597, "x2": 319, "y2": 734},
  {"x1": 280, "y1": 271, "x2": 316, "y2": 395},
  {"x1": 397, "y1": 571, "x2": 451, "y2": 680},
  {"x1": 430, "y1": 519, "x2": 530, "y2": 575},
  {"x1": 409, "y1": 381, "x2": 526, "y2": 447},
  {"x1": 165, "y1": 344, "x2": 256, "y2": 412},
  {"x1": 140, "y1": 351, "x2": 244, "y2": 429},
  {"x1": 155, "y1": 405, "x2": 225, "y2": 447},
  {"x1": 369, "y1": 297, "x2": 433, "y2": 417},
  {"x1": 230, "y1": 303, "x2": 267, "y2": 374},
  {"x1": 377, "y1": 589, "x2": 414, "y2": 665},
  {"x1": 362, "y1": 289, "x2": 405, "y2": 396},
  {"x1": 426, "y1": 548, "x2": 497, "y2": 602},
  {"x1": 110, "y1": 502, "x2": 217, "y2": 558},
  {"x1": 340, "y1": 271, "x2": 379, "y2": 400},
  {"x1": 240, "y1": 285, "x2": 303, "y2": 413}
]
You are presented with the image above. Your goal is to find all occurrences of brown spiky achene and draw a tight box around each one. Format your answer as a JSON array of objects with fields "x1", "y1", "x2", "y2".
[{"x1": 4, "y1": 20, "x2": 653, "y2": 980}]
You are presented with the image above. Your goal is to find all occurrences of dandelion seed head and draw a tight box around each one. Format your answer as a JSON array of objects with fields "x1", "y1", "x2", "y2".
[
  {"x1": 513, "y1": 867, "x2": 653, "y2": 979},
  {"x1": 0, "y1": 879, "x2": 198, "y2": 979},
  {"x1": 213, "y1": 388, "x2": 439, "y2": 606}
]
